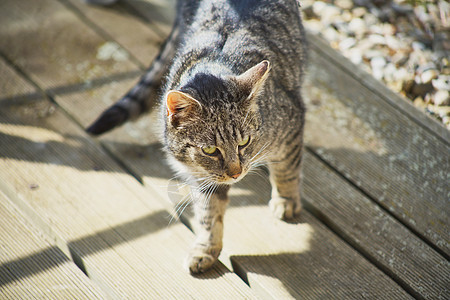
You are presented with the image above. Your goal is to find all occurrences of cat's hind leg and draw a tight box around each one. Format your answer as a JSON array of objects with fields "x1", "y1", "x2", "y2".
[
  {"x1": 268, "y1": 137, "x2": 303, "y2": 220},
  {"x1": 186, "y1": 184, "x2": 230, "y2": 274}
]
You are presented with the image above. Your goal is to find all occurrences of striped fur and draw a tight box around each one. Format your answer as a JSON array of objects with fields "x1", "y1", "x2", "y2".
[{"x1": 87, "y1": 0, "x2": 307, "y2": 274}]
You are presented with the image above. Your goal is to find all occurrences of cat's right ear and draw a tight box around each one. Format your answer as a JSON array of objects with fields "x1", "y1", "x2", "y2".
[
  {"x1": 235, "y1": 60, "x2": 271, "y2": 99},
  {"x1": 166, "y1": 90, "x2": 201, "y2": 126}
]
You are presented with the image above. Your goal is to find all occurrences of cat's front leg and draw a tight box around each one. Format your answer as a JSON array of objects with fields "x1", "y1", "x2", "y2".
[
  {"x1": 268, "y1": 146, "x2": 303, "y2": 220},
  {"x1": 186, "y1": 184, "x2": 230, "y2": 274}
]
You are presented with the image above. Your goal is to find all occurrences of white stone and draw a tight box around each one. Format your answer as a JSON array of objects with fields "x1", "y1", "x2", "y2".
[
  {"x1": 432, "y1": 76, "x2": 450, "y2": 91},
  {"x1": 364, "y1": 50, "x2": 384, "y2": 60},
  {"x1": 348, "y1": 18, "x2": 367, "y2": 36},
  {"x1": 412, "y1": 41, "x2": 426, "y2": 51},
  {"x1": 393, "y1": 67, "x2": 413, "y2": 82},
  {"x1": 323, "y1": 27, "x2": 340, "y2": 42},
  {"x1": 383, "y1": 63, "x2": 397, "y2": 82},
  {"x1": 352, "y1": 7, "x2": 367, "y2": 18},
  {"x1": 368, "y1": 34, "x2": 387, "y2": 45},
  {"x1": 373, "y1": 68, "x2": 384, "y2": 80},
  {"x1": 433, "y1": 90, "x2": 450, "y2": 106},
  {"x1": 312, "y1": 1, "x2": 327, "y2": 15},
  {"x1": 364, "y1": 14, "x2": 378, "y2": 27},
  {"x1": 347, "y1": 48, "x2": 363, "y2": 65},
  {"x1": 339, "y1": 37, "x2": 356, "y2": 51},
  {"x1": 385, "y1": 35, "x2": 403, "y2": 50},
  {"x1": 321, "y1": 6, "x2": 343, "y2": 25},
  {"x1": 335, "y1": 0, "x2": 353, "y2": 10},
  {"x1": 305, "y1": 20, "x2": 324, "y2": 34},
  {"x1": 371, "y1": 56, "x2": 387, "y2": 71},
  {"x1": 421, "y1": 69, "x2": 439, "y2": 83}
]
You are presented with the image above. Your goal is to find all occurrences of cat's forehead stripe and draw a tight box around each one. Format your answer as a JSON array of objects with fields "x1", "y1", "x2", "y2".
[{"x1": 212, "y1": 120, "x2": 242, "y2": 147}]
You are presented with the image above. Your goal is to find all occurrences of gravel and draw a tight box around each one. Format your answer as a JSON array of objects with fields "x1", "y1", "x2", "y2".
[{"x1": 301, "y1": 0, "x2": 450, "y2": 129}]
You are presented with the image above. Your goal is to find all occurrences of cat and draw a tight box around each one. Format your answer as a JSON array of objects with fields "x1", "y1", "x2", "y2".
[{"x1": 87, "y1": 0, "x2": 307, "y2": 274}]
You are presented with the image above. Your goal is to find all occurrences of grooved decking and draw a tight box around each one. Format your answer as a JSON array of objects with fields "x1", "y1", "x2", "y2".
[{"x1": 0, "y1": 0, "x2": 448, "y2": 299}]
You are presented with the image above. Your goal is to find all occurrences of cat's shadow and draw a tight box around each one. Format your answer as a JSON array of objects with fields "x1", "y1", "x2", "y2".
[{"x1": 224, "y1": 210, "x2": 337, "y2": 298}]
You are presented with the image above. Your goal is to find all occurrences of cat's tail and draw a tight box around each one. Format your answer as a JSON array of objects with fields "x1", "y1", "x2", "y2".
[{"x1": 86, "y1": 25, "x2": 179, "y2": 135}]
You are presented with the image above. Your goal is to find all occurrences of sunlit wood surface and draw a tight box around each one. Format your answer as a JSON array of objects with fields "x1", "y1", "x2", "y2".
[{"x1": 0, "y1": 0, "x2": 448, "y2": 298}]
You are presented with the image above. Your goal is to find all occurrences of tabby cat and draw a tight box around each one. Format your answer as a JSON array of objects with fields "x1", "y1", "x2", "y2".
[{"x1": 87, "y1": 0, "x2": 307, "y2": 274}]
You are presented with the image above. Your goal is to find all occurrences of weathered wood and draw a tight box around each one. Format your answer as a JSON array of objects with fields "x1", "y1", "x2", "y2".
[
  {"x1": 0, "y1": 0, "x2": 136, "y2": 90},
  {"x1": 62, "y1": 0, "x2": 163, "y2": 67},
  {"x1": 302, "y1": 151, "x2": 449, "y2": 299},
  {"x1": 125, "y1": 0, "x2": 176, "y2": 37},
  {"x1": 55, "y1": 81, "x2": 412, "y2": 299},
  {"x1": 0, "y1": 191, "x2": 106, "y2": 299},
  {"x1": 0, "y1": 98, "x2": 256, "y2": 299},
  {"x1": 2, "y1": 0, "x2": 447, "y2": 297},
  {"x1": 306, "y1": 32, "x2": 450, "y2": 142},
  {"x1": 0, "y1": 59, "x2": 36, "y2": 99},
  {"x1": 224, "y1": 176, "x2": 413, "y2": 299},
  {"x1": 304, "y1": 33, "x2": 450, "y2": 256}
]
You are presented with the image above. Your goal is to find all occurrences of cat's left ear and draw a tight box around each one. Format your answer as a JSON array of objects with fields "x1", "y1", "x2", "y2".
[
  {"x1": 235, "y1": 60, "x2": 271, "y2": 100},
  {"x1": 166, "y1": 90, "x2": 202, "y2": 127}
]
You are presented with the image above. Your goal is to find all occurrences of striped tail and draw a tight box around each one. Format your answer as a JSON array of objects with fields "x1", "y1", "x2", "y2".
[{"x1": 86, "y1": 25, "x2": 179, "y2": 135}]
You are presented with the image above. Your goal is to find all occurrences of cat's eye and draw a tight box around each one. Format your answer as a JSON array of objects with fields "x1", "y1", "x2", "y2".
[
  {"x1": 202, "y1": 146, "x2": 219, "y2": 156},
  {"x1": 238, "y1": 136, "x2": 250, "y2": 148}
]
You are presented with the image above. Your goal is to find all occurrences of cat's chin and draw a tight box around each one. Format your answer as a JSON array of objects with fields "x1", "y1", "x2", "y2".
[{"x1": 219, "y1": 178, "x2": 239, "y2": 185}]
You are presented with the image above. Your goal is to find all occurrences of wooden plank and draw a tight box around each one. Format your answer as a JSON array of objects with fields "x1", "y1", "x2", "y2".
[
  {"x1": 0, "y1": 59, "x2": 36, "y2": 100},
  {"x1": 302, "y1": 151, "x2": 449, "y2": 299},
  {"x1": 0, "y1": 191, "x2": 106, "y2": 299},
  {"x1": 0, "y1": 0, "x2": 136, "y2": 90},
  {"x1": 0, "y1": 98, "x2": 256, "y2": 299},
  {"x1": 125, "y1": 0, "x2": 176, "y2": 37},
  {"x1": 223, "y1": 177, "x2": 412, "y2": 299},
  {"x1": 304, "y1": 34, "x2": 450, "y2": 256},
  {"x1": 306, "y1": 33, "x2": 450, "y2": 142},
  {"x1": 62, "y1": 0, "x2": 163, "y2": 67},
  {"x1": 56, "y1": 81, "x2": 412, "y2": 299}
]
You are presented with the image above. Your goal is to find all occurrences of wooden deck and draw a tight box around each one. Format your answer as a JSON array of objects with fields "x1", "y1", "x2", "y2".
[{"x1": 0, "y1": 0, "x2": 448, "y2": 299}]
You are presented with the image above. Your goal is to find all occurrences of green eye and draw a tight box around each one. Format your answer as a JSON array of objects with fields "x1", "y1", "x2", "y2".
[
  {"x1": 238, "y1": 136, "x2": 250, "y2": 148},
  {"x1": 202, "y1": 146, "x2": 218, "y2": 156}
]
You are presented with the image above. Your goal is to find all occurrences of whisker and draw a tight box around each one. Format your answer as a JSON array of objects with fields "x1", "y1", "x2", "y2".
[
  {"x1": 250, "y1": 141, "x2": 271, "y2": 163},
  {"x1": 169, "y1": 193, "x2": 192, "y2": 224},
  {"x1": 247, "y1": 169, "x2": 270, "y2": 182},
  {"x1": 200, "y1": 182, "x2": 218, "y2": 224}
]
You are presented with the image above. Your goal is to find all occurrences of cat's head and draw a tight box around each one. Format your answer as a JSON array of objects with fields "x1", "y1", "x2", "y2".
[{"x1": 164, "y1": 60, "x2": 270, "y2": 184}]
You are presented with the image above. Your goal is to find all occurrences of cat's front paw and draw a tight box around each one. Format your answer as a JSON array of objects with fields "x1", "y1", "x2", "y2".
[
  {"x1": 185, "y1": 246, "x2": 221, "y2": 274},
  {"x1": 269, "y1": 196, "x2": 301, "y2": 220}
]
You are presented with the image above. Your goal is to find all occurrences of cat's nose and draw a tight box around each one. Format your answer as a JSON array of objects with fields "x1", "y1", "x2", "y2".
[
  {"x1": 230, "y1": 172, "x2": 241, "y2": 179},
  {"x1": 227, "y1": 163, "x2": 242, "y2": 180}
]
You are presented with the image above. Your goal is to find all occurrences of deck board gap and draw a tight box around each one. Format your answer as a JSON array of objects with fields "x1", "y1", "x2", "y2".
[
  {"x1": 46, "y1": 70, "x2": 143, "y2": 98},
  {"x1": 302, "y1": 195, "x2": 421, "y2": 300},
  {"x1": 97, "y1": 141, "x2": 145, "y2": 184},
  {"x1": 0, "y1": 92, "x2": 46, "y2": 105},
  {"x1": 0, "y1": 190, "x2": 110, "y2": 298},
  {"x1": 305, "y1": 146, "x2": 449, "y2": 261},
  {"x1": 56, "y1": 0, "x2": 146, "y2": 70},
  {"x1": 0, "y1": 71, "x2": 142, "y2": 104},
  {"x1": 120, "y1": 1, "x2": 172, "y2": 40},
  {"x1": 0, "y1": 49, "x2": 48, "y2": 101}
]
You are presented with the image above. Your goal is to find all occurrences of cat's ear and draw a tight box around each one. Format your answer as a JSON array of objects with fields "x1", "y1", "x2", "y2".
[
  {"x1": 166, "y1": 90, "x2": 201, "y2": 126},
  {"x1": 235, "y1": 60, "x2": 271, "y2": 99}
]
